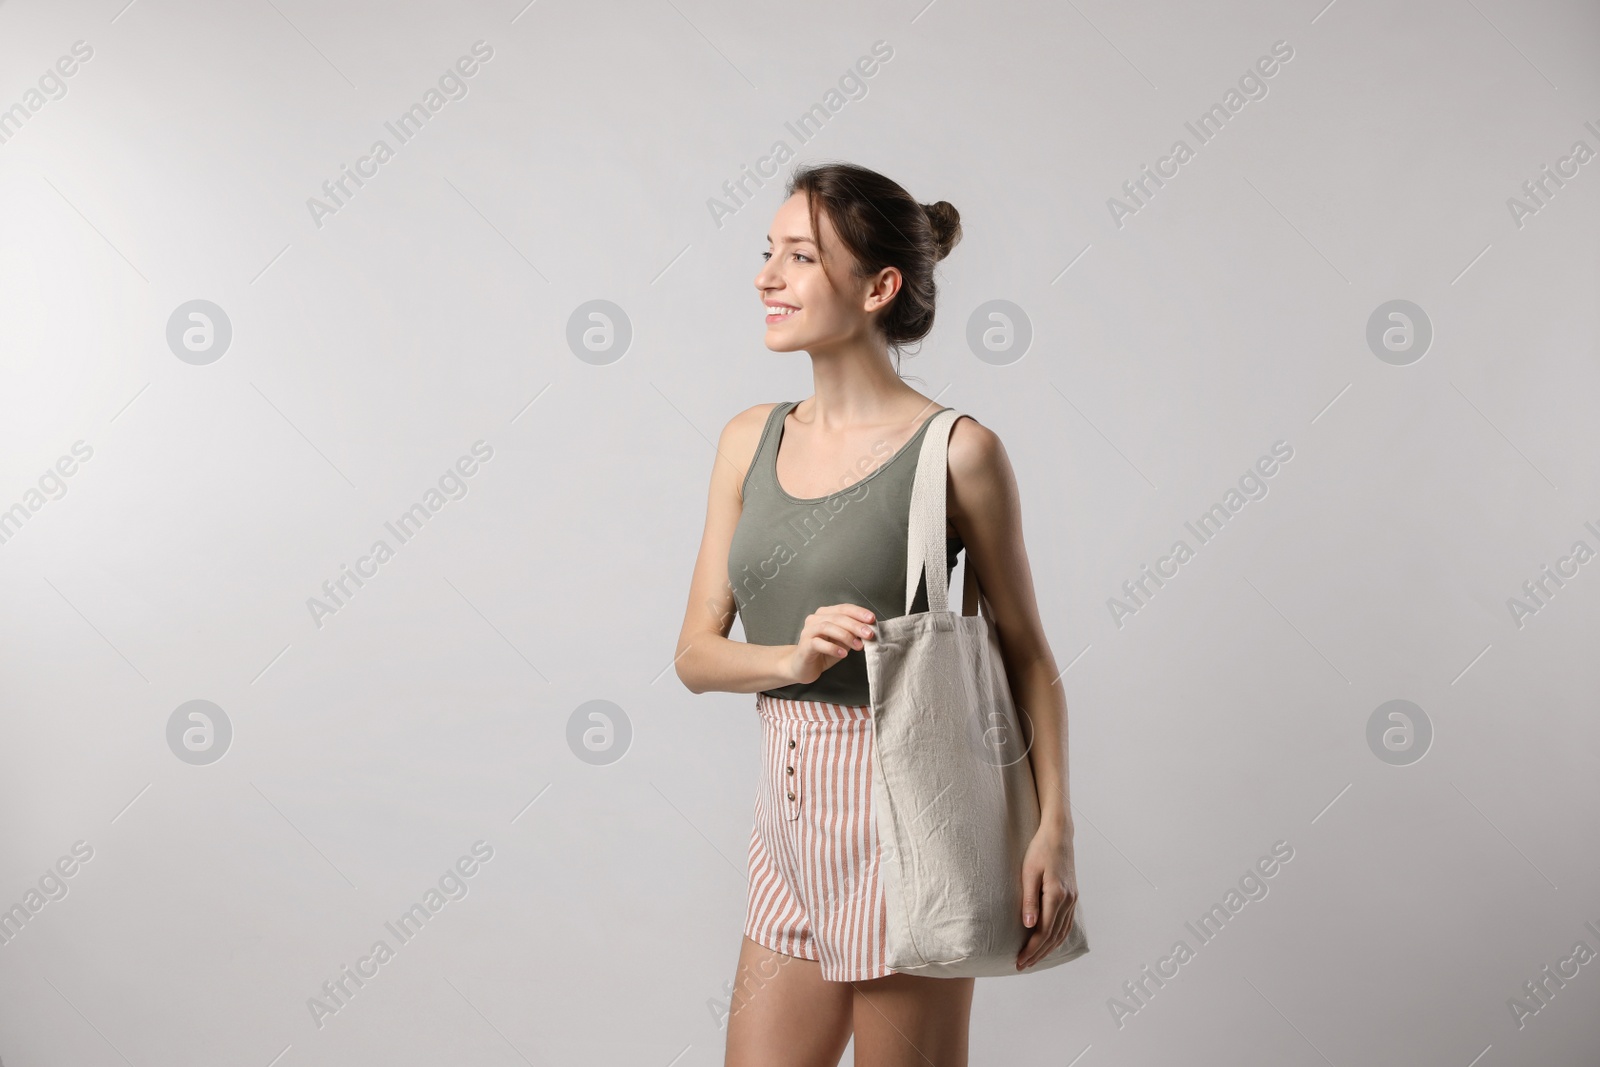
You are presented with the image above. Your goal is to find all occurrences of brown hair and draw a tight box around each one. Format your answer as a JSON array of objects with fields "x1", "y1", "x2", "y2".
[{"x1": 785, "y1": 162, "x2": 962, "y2": 364}]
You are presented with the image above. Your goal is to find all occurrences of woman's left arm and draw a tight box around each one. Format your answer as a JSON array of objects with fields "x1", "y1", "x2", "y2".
[{"x1": 945, "y1": 416, "x2": 1078, "y2": 972}]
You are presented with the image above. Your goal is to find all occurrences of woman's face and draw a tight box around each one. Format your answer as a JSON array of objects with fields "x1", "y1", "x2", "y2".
[{"x1": 754, "y1": 192, "x2": 894, "y2": 352}]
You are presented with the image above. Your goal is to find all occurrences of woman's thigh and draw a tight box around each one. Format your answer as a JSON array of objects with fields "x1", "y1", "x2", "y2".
[
  {"x1": 724, "y1": 936, "x2": 854, "y2": 1067},
  {"x1": 849, "y1": 972, "x2": 976, "y2": 1067}
]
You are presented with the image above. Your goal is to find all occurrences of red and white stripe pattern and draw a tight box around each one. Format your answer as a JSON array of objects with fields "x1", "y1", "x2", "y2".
[{"x1": 742, "y1": 692, "x2": 895, "y2": 982}]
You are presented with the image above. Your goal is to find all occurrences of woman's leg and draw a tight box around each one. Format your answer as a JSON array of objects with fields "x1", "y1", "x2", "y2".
[
  {"x1": 849, "y1": 972, "x2": 976, "y2": 1067},
  {"x1": 724, "y1": 935, "x2": 854, "y2": 1067}
]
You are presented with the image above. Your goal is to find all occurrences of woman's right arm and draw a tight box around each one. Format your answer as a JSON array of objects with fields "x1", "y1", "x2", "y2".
[{"x1": 674, "y1": 405, "x2": 795, "y2": 694}]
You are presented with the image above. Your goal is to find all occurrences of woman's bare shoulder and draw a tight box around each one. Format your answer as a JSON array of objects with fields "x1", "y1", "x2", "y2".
[
  {"x1": 947, "y1": 412, "x2": 1005, "y2": 476},
  {"x1": 720, "y1": 401, "x2": 783, "y2": 451},
  {"x1": 717, "y1": 402, "x2": 785, "y2": 495},
  {"x1": 725, "y1": 401, "x2": 781, "y2": 431},
  {"x1": 945, "y1": 413, "x2": 1013, "y2": 521}
]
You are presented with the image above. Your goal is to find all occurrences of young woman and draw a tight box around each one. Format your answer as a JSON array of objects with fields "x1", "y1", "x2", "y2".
[{"x1": 675, "y1": 162, "x2": 1080, "y2": 1067}]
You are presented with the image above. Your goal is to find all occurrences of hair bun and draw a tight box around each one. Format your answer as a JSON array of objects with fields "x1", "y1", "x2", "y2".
[{"x1": 921, "y1": 200, "x2": 962, "y2": 261}]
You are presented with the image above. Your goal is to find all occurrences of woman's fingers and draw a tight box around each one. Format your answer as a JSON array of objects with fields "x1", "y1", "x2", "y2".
[
  {"x1": 1016, "y1": 872, "x2": 1051, "y2": 968},
  {"x1": 1021, "y1": 866, "x2": 1042, "y2": 928},
  {"x1": 1023, "y1": 891, "x2": 1078, "y2": 969},
  {"x1": 823, "y1": 603, "x2": 876, "y2": 625},
  {"x1": 807, "y1": 634, "x2": 850, "y2": 658},
  {"x1": 1018, "y1": 882, "x2": 1072, "y2": 969},
  {"x1": 790, "y1": 605, "x2": 879, "y2": 682},
  {"x1": 806, "y1": 627, "x2": 857, "y2": 659},
  {"x1": 1045, "y1": 895, "x2": 1072, "y2": 948},
  {"x1": 1017, "y1": 865, "x2": 1042, "y2": 966},
  {"x1": 807, "y1": 615, "x2": 872, "y2": 651}
]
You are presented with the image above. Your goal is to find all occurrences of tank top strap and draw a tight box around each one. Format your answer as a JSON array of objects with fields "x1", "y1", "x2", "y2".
[{"x1": 741, "y1": 401, "x2": 796, "y2": 500}]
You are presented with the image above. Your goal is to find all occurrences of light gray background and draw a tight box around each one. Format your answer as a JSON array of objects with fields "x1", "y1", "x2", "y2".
[{"x1": 2, "y1": 0, "x2": 1597, "y2": 1064}]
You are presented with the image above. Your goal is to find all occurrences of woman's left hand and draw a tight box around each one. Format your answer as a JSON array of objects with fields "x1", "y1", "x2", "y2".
[{"x1": 1016, "y1": 820, "x2": 1079, "y2": 971}]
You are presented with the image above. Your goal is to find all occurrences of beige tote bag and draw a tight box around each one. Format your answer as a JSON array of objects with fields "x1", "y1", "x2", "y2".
[{"x1": 863, "y1": 409, "x2": 1090, "y2": 979}]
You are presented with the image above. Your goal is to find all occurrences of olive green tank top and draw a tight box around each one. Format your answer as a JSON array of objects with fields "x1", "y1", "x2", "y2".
[{"x1": 727, "y1": 401, "x2": 962, "y2": 705}]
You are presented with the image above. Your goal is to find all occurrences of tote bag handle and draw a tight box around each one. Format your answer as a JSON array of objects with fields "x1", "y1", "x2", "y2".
[{"x1": 903, "y1": 409, "x2": 988, "y2": 619}]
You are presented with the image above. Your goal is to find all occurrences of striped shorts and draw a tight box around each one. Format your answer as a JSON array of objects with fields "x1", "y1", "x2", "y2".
[{"x1": 742, "y1": 692, "x2": 896, "y2": 983}]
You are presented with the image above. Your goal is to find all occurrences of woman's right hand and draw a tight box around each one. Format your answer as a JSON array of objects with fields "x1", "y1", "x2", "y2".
[{"x1": 782, "y1": 604, "x2": 877, "y2": 685}]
